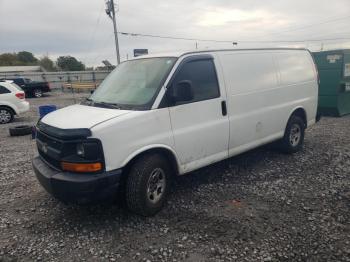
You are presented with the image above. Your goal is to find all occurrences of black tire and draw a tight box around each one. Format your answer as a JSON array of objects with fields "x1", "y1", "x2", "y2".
[
  {"x1": 9, "y1": 125, "x2": 32, "y2": 136},
  {"x1": 279, "y1": 115, "x2": 305, "y2": 153},
  {"x1": 33, "y1": 89, "x2": 43, "y2": 98},
  {"x1": 126, "y1": 154, "x2": 172, "y2": 216},
  {"x1": 0, "y1": 107, "x2": 14, "y2": 124}
]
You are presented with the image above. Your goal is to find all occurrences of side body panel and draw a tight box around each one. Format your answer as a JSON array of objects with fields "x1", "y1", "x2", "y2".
[
  {"x1": 216, "y1": 50, "x2": 318, "y2": 158},
  {"x1": 274, "y1": 50, "x2": 318, "y2": 127}
]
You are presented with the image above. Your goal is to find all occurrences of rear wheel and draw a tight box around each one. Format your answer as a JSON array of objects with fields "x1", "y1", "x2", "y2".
[
  {"x1": 279, "y1": 115, "x2": 305, "y2": 153},
  {"x1": 126, "y1": 154, "x2": 171, "y2": 216},
  {"x1": 33, "y1": 89, "x2": 43, "y2": 98},
  {"x1": 0, "y1": 107, "x2": 14, "y2": 124}
]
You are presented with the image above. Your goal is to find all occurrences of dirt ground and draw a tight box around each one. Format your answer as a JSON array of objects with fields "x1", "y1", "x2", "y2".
[{"x1": 0, "y1": 91, "x2": 349, "y2": 262}]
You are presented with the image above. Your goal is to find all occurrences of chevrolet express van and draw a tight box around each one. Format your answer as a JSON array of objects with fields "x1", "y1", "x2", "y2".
[{"x1": 33, "y1": 48, "x2": 318, "y2": 216}]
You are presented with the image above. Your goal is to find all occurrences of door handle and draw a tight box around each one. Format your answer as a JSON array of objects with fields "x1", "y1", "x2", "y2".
[{"x1": 221, "y1": 100, "x2": 227, "y2": 116}]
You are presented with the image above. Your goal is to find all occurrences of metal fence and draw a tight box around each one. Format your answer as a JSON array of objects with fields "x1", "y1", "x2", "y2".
[{"x1": 0, "y1": 70, "x2": 112, "y2": 90}]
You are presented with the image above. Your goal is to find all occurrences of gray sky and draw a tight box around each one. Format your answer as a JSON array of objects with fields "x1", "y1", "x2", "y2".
[{"x1": 1, "y1": 0, "x2": 350, "y2": 67}]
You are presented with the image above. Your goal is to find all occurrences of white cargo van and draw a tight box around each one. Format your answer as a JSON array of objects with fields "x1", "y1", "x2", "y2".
[{"x1": 33, "y1": 48, "x2": 318, "y2": 216}]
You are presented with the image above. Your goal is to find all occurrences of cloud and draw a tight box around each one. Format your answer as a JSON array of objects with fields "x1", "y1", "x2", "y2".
[
  {"x1": 196, "y1": 8, "x2": 287, "y2": 27},
  {"x1": 0, "y1": 0, "x2": 349, "y2": 66}
]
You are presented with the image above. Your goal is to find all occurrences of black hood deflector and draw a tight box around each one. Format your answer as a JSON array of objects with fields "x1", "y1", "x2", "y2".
[{"x1": 37, "y1": 121, "x2": 91, "y2": 140}]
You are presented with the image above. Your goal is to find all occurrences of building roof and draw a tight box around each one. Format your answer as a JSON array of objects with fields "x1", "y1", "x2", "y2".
[{"x1": 0, "y1": 66, "x2": 42, "y2": 73}]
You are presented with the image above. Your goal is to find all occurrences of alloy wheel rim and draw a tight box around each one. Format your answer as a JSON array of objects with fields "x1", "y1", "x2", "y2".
[
  {"x1": 146, "y1": 168, "x2": 166, "y2": 204},
  {"x1": 290, "y1": 124, "x2": 301, "y2": 146},
  {"x1": 0, "y1": 109, "x2": 11, "y2": 123},
  {"x1": 34, "y1": 90, "x2": 42, "y2": 97}
]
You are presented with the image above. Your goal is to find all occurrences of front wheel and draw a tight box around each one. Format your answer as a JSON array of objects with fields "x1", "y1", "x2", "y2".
[
  {"x1": 279, "y1": 115, "x2": 305, "y2": 153},
  {"x1": 33, "y1": 89, "x2": 43, "y2": 98},
  {"x1": 126, "y1": 154, "x2": 171, "y2": 216}
]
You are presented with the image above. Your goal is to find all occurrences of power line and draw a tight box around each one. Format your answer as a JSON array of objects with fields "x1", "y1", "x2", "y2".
[
  {"x1": 300, "y1": 29, "x2": 350, "y2": 41},
  {"x1": 260, "y1": 15, "x2": 350, "y2": 37},
  {"x1": 90, "y1": 33, "x2": 115, "y2": 66},
  {"x1": 118, "y1": 15, "x2": 350, "y2": 45},
  {"x1": 119, "y1": 31, "x2": 237, "y2": 44},
  {"x1": 118, "y1": 31, "x2": 350, "y2": 44},
  {"x1": 85, "y1": 4, "x2": 104, "y2": 63},
  {"x1": 240, "y1": 37, "x2": 350, "y2": 43}
]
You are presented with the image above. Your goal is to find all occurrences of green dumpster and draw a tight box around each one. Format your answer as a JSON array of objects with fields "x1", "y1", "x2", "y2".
[{"x1": 312, "y1": 49, "x2": 350, "y2": 117}]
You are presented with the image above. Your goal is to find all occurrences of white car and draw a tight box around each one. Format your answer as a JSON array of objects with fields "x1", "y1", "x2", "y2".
[
  {"x1": 33, "y1": 48, "x2": 318, "y2": 216},
  {"x1": 0, "y1": 81, "x2": 30, "y2": 124}
]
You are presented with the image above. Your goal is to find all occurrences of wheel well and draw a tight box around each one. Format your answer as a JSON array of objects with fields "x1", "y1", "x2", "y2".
[
  {"x1": 291, "y1": 108, "x2": 307, "y2": 127},
  {"x1": 0, "y1": 105, "x2": 16, "y2": 115},
  {"x1": 123, "y1": 148, "x2": 179, "y2": 177}
]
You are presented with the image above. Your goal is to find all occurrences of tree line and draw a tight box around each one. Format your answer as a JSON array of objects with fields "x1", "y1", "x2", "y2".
[{"x1": 0, "y1": 51, "x2": 86, "y2": 71}]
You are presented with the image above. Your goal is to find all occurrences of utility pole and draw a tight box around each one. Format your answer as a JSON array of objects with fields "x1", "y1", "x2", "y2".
[{"x1": 105, "y1": 0, "x2": 121, "y2": 65}]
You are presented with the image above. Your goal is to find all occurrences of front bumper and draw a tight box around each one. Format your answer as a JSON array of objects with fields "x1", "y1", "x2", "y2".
[{"x1": 32, "y1": 156, "x2": 122, "y2": 203}]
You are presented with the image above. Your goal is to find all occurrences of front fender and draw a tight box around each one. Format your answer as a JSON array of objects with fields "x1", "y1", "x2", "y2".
[{"x1": 121, "y1": 144, "x2": 181, "y2": 172}]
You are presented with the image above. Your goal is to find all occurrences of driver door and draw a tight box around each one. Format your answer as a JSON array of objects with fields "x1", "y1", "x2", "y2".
[{"x1": 164, "y1": 55, "x2": 229, "y2": 173}]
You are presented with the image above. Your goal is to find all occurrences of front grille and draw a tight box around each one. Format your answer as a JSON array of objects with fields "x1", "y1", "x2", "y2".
[
  {"x1": 36, "y1": 129, "x2": 63, "y2": 170},
  {"x1": 38, "y1": 150, "x2": 61, "y2": 170},
  {"x1": 36, "y1": 130, "x2": 62, "y2": 151},
  {"x1": 35, "y1": 124, "x2": 104, "y2": 173}
]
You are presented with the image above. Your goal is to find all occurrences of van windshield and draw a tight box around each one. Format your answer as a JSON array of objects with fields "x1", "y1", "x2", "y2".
[{"x1": 89, "y1": 57, "x2": 177, "y2": 110}]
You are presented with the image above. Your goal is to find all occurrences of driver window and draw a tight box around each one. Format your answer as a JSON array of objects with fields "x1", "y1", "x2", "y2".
[{"x1": 171, "y1": 59, "x2": 220, "y2": 105}]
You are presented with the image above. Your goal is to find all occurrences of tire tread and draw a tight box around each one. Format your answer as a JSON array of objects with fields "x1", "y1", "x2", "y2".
[
  {"x1": 9, "y1": 125, "x2": 32, "y2": 136},
  {"x1": 126, "y1": 154, "x2": 170, "y2": 216},
  {"x1": 279, "y1": 115, "x2": 305, "y2": 154},
  {"x1": 0, "y1": 106, "x2": 14, "y2": 124}
]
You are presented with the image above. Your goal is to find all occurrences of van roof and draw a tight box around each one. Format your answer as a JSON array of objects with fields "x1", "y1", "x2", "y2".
[{"x1": 133, "y1": 48, "x2": 309, "y2": 60}]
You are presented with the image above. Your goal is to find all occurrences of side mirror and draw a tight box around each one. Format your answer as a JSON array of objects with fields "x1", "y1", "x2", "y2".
[{"x1": 172, "y1": 80, "x2": 194, "y2": 102}]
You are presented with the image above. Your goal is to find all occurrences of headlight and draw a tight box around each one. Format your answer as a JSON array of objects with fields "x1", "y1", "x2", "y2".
[
  {"x1": 61, "y1": 139, "x2": 105, "y2": 173},
  {"x1": 74, "y1": 141, "x2": 101, "y2": 160},
  {"x1": 76, "y1": 143, "x2": 85, "y2": 157}
]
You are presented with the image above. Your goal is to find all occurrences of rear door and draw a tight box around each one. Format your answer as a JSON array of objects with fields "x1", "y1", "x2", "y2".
[
  {"x1": 164, "y1": 55, "x2": 229, "y2": 173},
  {"x1": 0, "y1": 84, "x2": 12, "y2": 100},
  {"x1": 0, "y1": 83, "x2": 16, "y2": 109}
]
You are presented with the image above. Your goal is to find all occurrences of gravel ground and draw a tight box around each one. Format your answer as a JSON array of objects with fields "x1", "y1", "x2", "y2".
[{"x1": 0, "y1": 92, "x2": 349, "y2": 262}]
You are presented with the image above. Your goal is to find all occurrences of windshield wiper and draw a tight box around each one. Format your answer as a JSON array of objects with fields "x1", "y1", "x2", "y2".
[
  {"x1": 93, "y1": 101, "x2": 122, "y2": 109},
  {"x1": 83, "y1": 99, "x2": 128, "y2": 110}
]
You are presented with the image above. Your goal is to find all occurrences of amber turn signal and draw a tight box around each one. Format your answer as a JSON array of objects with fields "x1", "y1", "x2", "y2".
[{"x1": 61, "y1": 162, "x2": 102, "y2": 173}]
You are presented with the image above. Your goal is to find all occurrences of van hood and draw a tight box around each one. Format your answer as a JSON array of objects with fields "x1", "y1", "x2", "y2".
[{"x1": 41, "y1": 104, "x2": 131, "y2": 129}]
